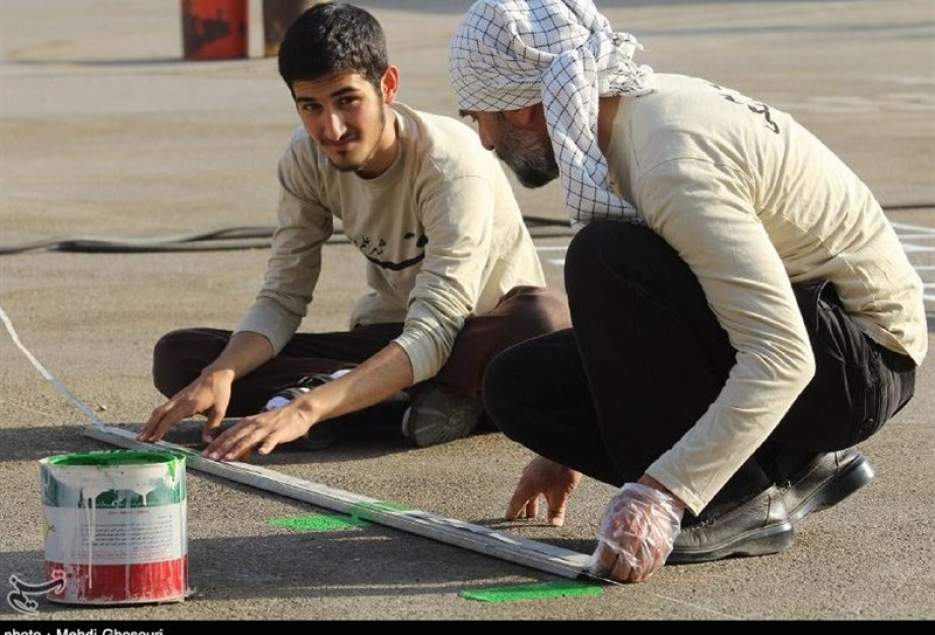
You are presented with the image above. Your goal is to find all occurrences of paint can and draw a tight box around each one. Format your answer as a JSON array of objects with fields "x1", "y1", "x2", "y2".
[
  {"x1": 180, "y1": 0, "x2": 248, "y2": 61},
  {"x1": 40, "y1": 450, "x2": 189, "y2": 605}
]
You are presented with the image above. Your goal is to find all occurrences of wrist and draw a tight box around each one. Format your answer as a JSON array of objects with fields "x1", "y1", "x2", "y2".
[
  {"x1": 291, "y1": 392, "x2": 322, "y2": 427},
  {"x1": 201, "y1": 366, "x2": 236, "y2": 383},
  {"x1": 636, "y1": 474, "x2": 687, "y2": 512}
]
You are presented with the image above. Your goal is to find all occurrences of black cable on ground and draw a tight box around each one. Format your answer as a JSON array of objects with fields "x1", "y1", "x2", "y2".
[
  {"x1": 884, "y1": 204, "x2": 935, "y2": 211},
  {"x1": 0, "y1": 226, "x2": 349, "y2": 256},
  {"x1": 1, "y1": 204, "x2": 931, "y2": 255}
]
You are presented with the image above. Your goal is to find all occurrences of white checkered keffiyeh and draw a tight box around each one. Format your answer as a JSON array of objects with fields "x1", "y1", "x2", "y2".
[{"x1": 449, "y1": 0, "x2": 654, "y2": 226}]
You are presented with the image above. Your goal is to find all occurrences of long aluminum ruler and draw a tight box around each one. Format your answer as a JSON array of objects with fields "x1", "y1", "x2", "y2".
[{"x1": 85, "y1": 424, "x2": 594, "y2": 580}]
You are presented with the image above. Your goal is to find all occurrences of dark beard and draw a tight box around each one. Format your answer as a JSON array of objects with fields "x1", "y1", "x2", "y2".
[
  {"x1": 353, "y1": 107, "x2": 388, "y2": 176},
  {"x1": 506, "y1": 155, "x2": 559, "y2": 188},
  {"x1": 495, "y1": 118, "x2": 559, "y2": 188},
  {"x1": 324, "y1": 107, "x2": 387, "y2": 174}
]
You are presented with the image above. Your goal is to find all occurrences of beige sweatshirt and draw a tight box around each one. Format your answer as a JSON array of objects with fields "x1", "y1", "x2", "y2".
[
  {"x1": 605, "y1": 74, "x2": 927, "y2": 514},
  {"x1": 236, "y1": 103, "x2": 545, "y2": 383}
]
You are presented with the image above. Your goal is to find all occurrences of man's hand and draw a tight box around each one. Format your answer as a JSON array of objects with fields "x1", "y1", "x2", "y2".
[
  {"x1": 506, "y1": 455, "x2": 582, "y2": 526},
  {"x1": 203, "y1": 400, "x2": 317, "y2": 461},
  {"x1": 139, "y1": 369, "x2": 234, "y2": 444},
  {"x1": 590, "y1": 477, "x2": 686, "y2": 583}
]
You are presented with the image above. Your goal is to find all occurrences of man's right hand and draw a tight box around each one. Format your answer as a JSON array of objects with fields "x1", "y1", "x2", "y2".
[
  {"x1": 138, "y1": 369, "x2": 235, "y2": 444},
  {"x1": 506, "y1": 455, "x2": 582, "y2": 527}
]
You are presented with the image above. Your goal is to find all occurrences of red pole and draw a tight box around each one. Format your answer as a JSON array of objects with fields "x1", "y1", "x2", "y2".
[{"x1": 181, "y1": 0, "x2": 248, "y2": 61}]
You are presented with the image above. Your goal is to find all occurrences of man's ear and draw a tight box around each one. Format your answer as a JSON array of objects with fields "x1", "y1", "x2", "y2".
[
  {"x1": 380, "y1": 65, "x2": 400, "y2": 104},
  {"x1": 502, "y1": 104, "x2": 546, "y2": 132}
]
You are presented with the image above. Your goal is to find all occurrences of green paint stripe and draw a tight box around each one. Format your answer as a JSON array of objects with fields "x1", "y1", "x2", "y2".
[
  {"x1": 44, "y1": 449, "x2": 186, "y2": 467},
  {"x1": 349, "y1": 500, "x2": 411, "y2": 521},
  {"x1": 460, "y1": 581, "x2": 604, "y2": 603},
  {"x1": 269, "y1": 514, "x2": 371, "y2": 532},
  {"x1": 41, "y1": 451, "x2": 186, "y2": 508}
]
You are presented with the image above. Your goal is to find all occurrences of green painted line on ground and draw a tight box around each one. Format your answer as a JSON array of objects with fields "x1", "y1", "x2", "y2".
[
  {"x1": 460, "y1": 580, "x2": 604, "y2": 603},
  {"x1": 269, "y1": 513, "x2": 371, "y2": 533},
  {"x1": 272, "y1": 499, "x2": 411, "y2": 532}
]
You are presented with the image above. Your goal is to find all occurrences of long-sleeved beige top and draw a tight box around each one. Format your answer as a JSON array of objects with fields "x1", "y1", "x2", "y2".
[
  {"x1": 605, "y1": 74, "x2": 927, "y2": 514},
  {"x1": 235, "y1": 103, "x2": 545, "y2": 383}
]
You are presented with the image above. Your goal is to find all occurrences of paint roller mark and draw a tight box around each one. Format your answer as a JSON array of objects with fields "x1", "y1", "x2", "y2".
[
  {"x1": 896, "y1": 223, "x2": 935, "y2": 260},
  {"x1": 349, "y1": 500, "x2": 411, "y2": 521},
  {"x1": 903, "y1": 244, "x2": 935, "y2": 253},
  {"x1": 269, "y1": 514, "x2": 371, "y2": 533},
  {"x1": 893, "y1": 222, "x2": 935, "y2": 235},
  {"x1": 460, "y1": 580, "x2": 604, "y2": 603}
]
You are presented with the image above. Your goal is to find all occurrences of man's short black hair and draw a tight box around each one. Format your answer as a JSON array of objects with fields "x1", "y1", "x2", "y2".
[{"x1": 278, "y1": 3, "x2": 388, "y2": 93}]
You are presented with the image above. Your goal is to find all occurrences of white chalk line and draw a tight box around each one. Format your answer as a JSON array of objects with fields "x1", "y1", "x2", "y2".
[
  {"x1": 894, "y1": 222, "x2": 935, "y2": 260},
  {"x1": 893, "y1": 222, "x2": 935, "y2": 235},
  {"x1": 643, "y1": 590, "x2": 740, "y2": 620},
  {"x1": 902, "y1": 244, "x2": 935, "y2": 254},
  {"x1": 0, "y1": 304, "x2": 104, "y2": 427},
  {"x1": 534, "y1": 223, "x2": 935, "y2": 270}
]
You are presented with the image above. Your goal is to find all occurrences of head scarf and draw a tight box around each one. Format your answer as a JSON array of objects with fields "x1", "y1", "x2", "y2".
[{"x1": 449, "y1": 0, "x2": 653, "y2": 224}]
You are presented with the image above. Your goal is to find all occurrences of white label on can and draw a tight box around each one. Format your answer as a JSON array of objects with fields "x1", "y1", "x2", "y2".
[{"x1": 44, "y1": 502, "x2": 187, "y2": 565}]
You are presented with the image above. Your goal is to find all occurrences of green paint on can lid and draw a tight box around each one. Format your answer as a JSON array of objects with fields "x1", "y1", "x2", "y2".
[
  {"x1": 41, "y1": 450, "x2": 187, "y2": 509},
  {"x1": 45, "y1": 450, "x2": 186, "y2": 467},
  {"x1": 460, "y1": 580, "x2": 604, "y2": 603},
  {"x1": 269, "y1": 514, "x2": 371, "y2": 533}
]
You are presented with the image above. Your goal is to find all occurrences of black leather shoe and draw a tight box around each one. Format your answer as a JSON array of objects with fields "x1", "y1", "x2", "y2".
[
  {"x1": 781, "y1": 449, "x2": 874, "y2": 524},
  {"x1": 667, "y1": 485, "x2": 794, "y2": 564}
]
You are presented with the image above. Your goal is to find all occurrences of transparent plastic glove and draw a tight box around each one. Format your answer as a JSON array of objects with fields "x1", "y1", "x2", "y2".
[{"x1": 589, "y1": 482, "x2": 685, "y2": 583}]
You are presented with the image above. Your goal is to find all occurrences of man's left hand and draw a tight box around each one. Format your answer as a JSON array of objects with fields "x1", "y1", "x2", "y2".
[{"x1": 203, "y1": 401, "x2": 316, "y2": 462}]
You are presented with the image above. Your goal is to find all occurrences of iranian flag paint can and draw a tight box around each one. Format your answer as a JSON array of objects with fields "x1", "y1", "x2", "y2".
[{"x1": 40, "y1": 450, "x2": 189, "y2": 604}]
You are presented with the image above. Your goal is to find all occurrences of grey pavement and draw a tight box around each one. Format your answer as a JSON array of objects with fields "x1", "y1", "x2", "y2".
[{"x1": 1, "y1": 0, "x2": 933, "y2": 620}]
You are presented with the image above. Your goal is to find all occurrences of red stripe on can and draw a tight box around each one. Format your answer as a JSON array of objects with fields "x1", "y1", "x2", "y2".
[{"x1": 46, "y1": 557, "x2": 188, "y2": 604}]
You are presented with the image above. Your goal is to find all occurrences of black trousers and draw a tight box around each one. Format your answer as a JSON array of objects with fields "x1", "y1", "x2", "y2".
[
  {"x1": 153, "y1": 286, "x2": 570, "y2": 416},
  {"x1": 483, "y1": 221, "x2": 916, "y2": 517}
]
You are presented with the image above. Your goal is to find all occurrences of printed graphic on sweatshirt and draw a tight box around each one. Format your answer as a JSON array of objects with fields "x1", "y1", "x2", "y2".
[
  {"x1": 353, "y1": 232, "x2": 428, "y2": 272},
  {"x1": 706, "y1": 82, "x2": 780, "y2": 135}
]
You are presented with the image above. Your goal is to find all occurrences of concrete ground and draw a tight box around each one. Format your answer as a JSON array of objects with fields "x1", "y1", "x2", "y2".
[{"x1": 1, "y1": 0, "x2": 933, "y2": 620}]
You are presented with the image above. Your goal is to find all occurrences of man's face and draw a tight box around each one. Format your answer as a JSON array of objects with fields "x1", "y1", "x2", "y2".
[
  {"x1": 293, "y1": 72, "x2": 388, "y2": 173},
  {"x1": 466, "y1": 110, "x2": 559, "y2": 188}
]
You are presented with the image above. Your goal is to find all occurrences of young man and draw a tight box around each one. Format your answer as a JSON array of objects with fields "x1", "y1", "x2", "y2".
[
  {"x1": 449, "y1": 0, "x2": 926, "y2": 582},
  {"x1": 139, "y1": 3, "x2": 569, "y2": 458}
]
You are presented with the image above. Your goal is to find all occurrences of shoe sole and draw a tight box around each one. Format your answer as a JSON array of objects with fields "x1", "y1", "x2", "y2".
[
  {"x1": 787, "y1": 454, "x2": 874, "y2": 524},
  {"x1": 667, "y1": 521, "x2": 795, "y2": 564},
  {"x1": 403, "y1": 391, "x2": 482, "y2": 448}
]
